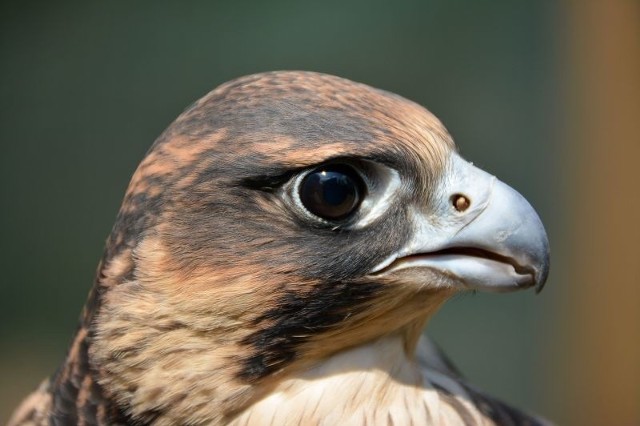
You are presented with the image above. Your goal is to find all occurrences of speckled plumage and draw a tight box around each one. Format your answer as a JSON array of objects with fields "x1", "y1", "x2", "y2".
[{"x1": 10, "y1": 71, "x2": 548, "y2": 426}]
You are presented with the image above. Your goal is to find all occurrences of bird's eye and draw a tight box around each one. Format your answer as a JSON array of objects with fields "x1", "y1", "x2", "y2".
[{"x1": 298, "y1": 164, "x2": 365, "y2": 221}]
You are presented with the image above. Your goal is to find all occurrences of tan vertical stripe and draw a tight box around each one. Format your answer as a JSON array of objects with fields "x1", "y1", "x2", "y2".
[{"x1": 563, "y1": 0, "x2": 640, "y2": 424}]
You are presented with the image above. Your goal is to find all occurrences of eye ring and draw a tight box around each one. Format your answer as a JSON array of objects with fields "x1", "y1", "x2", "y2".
[{"x1": 298, "y1": 164, "x2": 365, "y2": 221}]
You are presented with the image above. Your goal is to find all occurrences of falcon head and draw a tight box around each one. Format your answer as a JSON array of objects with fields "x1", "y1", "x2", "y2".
[{"x1": 87, "y1": 71, "x2": 549, "y2": 423}]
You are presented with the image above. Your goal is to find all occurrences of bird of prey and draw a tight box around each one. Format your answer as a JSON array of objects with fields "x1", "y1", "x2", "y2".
[{"x1": 10, "y1": 71, "x2": 550, "y2": 426}]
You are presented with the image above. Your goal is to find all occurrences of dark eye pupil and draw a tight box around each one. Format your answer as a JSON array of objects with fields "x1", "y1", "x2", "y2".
[{"x1": 299, "y1": 165, "x2": 364, "y2": 220}]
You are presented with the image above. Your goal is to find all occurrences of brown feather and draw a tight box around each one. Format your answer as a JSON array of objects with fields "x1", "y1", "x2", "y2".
[{"x1": 10, "y1": 71, "x2": 545, "y2": 425}]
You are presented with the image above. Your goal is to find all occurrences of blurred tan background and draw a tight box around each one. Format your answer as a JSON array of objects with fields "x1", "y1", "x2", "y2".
[{"x1": 1, "y1": 1, "x2": 638, "y2": 424}]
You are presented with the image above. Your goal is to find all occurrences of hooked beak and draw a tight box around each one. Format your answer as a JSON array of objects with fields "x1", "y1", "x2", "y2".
[{"x1": 372, "y1": 154, "x2": 550, "y2": 293}]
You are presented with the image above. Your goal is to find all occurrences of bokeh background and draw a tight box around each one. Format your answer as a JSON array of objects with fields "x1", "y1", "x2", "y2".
[{"x1": 1, "y1": 1, "x2": 638, "y2": 424}]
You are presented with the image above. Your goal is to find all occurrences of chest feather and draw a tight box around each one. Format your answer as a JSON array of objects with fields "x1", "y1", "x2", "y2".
[{"x1": 230, "y1": 336, "x2": 494, "y2": 426}]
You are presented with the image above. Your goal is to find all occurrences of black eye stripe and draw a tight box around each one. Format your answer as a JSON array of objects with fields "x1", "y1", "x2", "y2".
[
  {"x1": 240, "y1": 169, "x2": 298, "y2": 192},
  {"x1": 298, "y1": 164, "x2": 365, "y2": 221}
]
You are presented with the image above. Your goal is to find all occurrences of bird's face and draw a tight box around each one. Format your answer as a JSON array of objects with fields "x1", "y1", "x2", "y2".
[{"x1": 91, "y1": 72, "x2": 549, "y2": 421}]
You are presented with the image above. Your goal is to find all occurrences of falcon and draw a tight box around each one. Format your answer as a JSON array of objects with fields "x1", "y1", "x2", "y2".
[{"x1": 10, "y1": 71, "x2": 550, "y2": 425}]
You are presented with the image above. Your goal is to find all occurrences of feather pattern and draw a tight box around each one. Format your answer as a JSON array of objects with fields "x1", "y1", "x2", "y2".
[{"x1": 9, "y1": 71, "x2": 549, "y2": 425}]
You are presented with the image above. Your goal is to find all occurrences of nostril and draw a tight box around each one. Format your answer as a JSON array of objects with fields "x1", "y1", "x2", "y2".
[{"x1": 452, "y1": 194, "x2": 471, "y2": 212}]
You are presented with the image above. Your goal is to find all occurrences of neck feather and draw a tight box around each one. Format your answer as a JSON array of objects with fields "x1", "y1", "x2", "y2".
[{"x1": 229, "y1": 333, "x2": 494, "y2": 426}]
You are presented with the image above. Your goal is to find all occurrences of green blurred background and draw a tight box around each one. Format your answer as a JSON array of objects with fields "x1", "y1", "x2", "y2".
[{"x1": 2, "y1": 1, "x2": 638, "y2": 424}]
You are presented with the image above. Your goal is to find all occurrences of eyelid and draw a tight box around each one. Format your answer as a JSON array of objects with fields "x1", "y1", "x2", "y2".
[{"x1": 354, "y1": 163, "x2": 401, "y2": 228}]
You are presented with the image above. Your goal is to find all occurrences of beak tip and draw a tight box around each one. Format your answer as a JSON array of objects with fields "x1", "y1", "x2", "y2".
[{"x1": 533, "y1": 253, "x2": 550, "y2": 294}]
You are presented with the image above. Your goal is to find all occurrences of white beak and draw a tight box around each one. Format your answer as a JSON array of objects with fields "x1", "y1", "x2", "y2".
[{"x1": 371, "y1": 154, "x2": 550, "y2": 292}]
